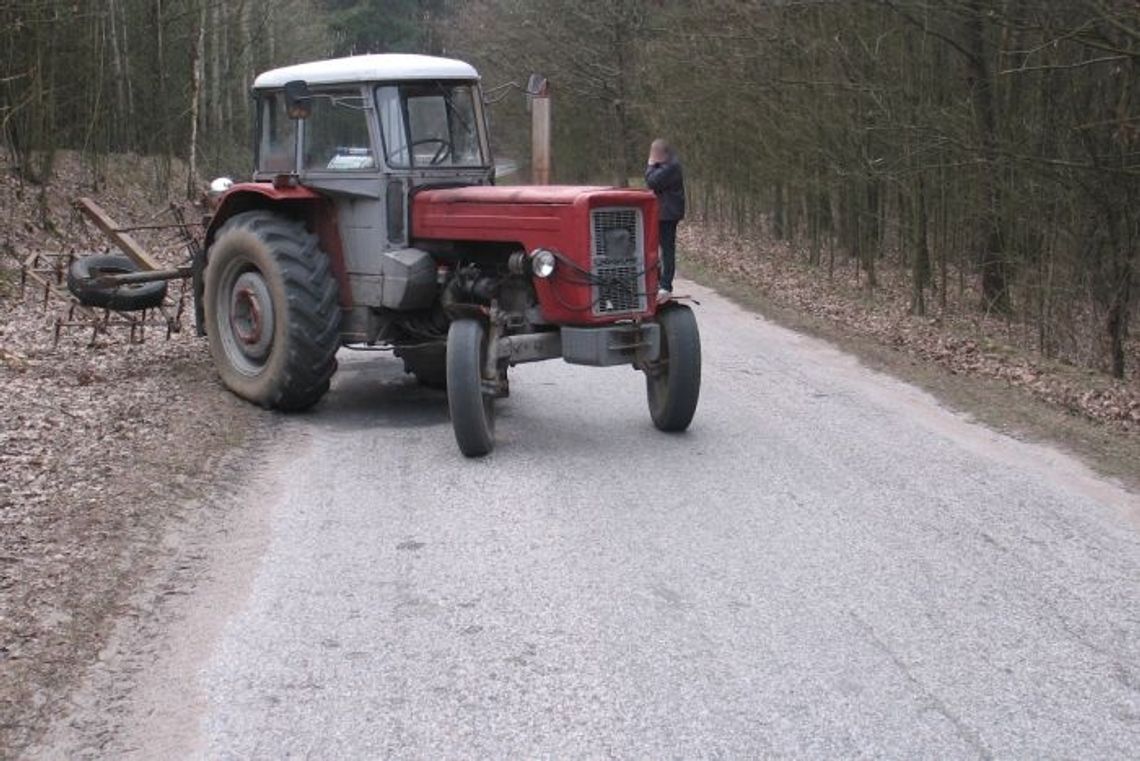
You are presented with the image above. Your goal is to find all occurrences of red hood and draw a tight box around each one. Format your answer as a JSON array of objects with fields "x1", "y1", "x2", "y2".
[
  {"x1": 411, "y1": 184, "x2": 657, "y2": 245},
  {"x1": 411, "y1": 183, "x2": 660, "y2": 325},
  {"x1": 415, "y1": 185, "x2": 623, "y2": 205}
]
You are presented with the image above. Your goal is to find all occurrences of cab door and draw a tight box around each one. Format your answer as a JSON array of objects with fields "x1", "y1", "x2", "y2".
[
  {"x1": 297, "y1": 86, "x2": 391, "y2": 307},
  {"x1": 374, "y1": 82, "x2": 494, "y2": 245}
]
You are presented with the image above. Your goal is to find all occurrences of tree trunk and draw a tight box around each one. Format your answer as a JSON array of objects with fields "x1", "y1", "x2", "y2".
[
  {"x1": 1105, "y1": 225, "x2": 1135, "y2": 379},
  {"x1": 210, "y1": 0, "x2": 222, "y2": 134},
  {"x1": 965, "y1": 0, "x2": 1009, "y2": 314},
  {"x1": 911, "y1": 175, "x2": 931, "y2": 316},
  {"x1": 612, "y1": 97, "x2": 630, "y2": 187},
  {"x1": 107, "y1": 0, "x2": 127, "y2": 149},
  {"x1": 1106, "y1": 281, "x2": 1130, "y2": 380},
  {"x1": 188, "y1": 3, "x2": 205, "y2": 199},
  {"x1": 862, "y1": 180, "x2": 878, "y2": 289},
  {"x1": 611, "y1": 18, "x2": 632, "y2": 188},
  {"x1": 939, "y1": 165, "x2": 948, "y2": 312},
  {"x1": 239, "y1": 1, "x2": 253, "y2": 87},
  {"x1": 773, "y1": 181, "x2": 786, "y2": 240},
  {"x1": 118, "y1": 0, "x2": 135, "y2": 144}
]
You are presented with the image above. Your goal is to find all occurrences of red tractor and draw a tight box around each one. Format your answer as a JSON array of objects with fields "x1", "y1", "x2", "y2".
[{"x1": 200, "y1": 54, "x2": 700, "y2": 456}]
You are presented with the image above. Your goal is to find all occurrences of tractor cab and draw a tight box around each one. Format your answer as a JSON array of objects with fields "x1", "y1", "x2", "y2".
[{"x1": 251, "y1": 54, "x2": 493, "y2": 249}]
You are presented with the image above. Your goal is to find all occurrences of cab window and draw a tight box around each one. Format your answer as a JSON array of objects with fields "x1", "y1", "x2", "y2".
[
  {"x1": 377, "y1": 86, "x2": 410, "y2": 167},
  {"x1": 302, "y1": 91, "x2": 375, "y2": 171},
  {"x1": 257, "y1": 93, "x2": 296, "y2": 173},
  {"x1": 375, "y1": 82, "x2": 486, "y2": 168}
]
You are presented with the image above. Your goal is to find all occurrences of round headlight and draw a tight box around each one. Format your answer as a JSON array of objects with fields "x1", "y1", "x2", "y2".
[
  {"x1": 530, "y1": 249, "x2": 557, "y2": 279},
  {"x1": 208, "y1": 177, "x2": 234, "y2": 197}
]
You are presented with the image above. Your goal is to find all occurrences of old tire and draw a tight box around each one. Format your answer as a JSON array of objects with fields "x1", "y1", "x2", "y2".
[
  {"x1": 67, "y1": 254, "x2": 168, "y2": 311},
  {"x1": 446, "y1": 319, "x2": 495, "y2": 457},
  {"x1": 204, "y1": 211, "x2": 340, "y2": 411},
  {"x1": 646, "y1": 304, "x2": 701, "y2": 432}
]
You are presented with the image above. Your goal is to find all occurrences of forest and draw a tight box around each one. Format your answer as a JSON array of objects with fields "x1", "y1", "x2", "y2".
[{"x1": 1, "y1": 0, "x2": 1137, "y2": 379}]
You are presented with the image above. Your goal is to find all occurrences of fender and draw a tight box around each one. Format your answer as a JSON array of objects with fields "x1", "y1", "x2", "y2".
[{"x1": 203, "y1": 182, "x2": 351, "y2": 307}]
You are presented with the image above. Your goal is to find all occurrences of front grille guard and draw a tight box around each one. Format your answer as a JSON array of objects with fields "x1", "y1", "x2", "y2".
[{"x1": 589, "y1": 207, "x2": 648, "y2": 315}]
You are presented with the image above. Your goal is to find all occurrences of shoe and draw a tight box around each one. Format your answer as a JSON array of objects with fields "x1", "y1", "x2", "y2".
[{"x1": 657, "y1": 288, "x2": 673, "y2": 304}]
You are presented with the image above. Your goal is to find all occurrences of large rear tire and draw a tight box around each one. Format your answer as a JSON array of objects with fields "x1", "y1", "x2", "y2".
[
  {"x1": 204, "y1": 211, "x2": 340, "y2": 411},
  {"x1": 646, "y1": 304, "x2": 701, "y2": 432},
  {"x1": 446, "y1": 319, "x2": 495, "y2": 457}
]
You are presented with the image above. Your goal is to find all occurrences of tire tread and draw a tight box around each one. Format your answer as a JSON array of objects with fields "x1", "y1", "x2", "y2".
[
  {"x1": 648, "y1": 305, "x2": 701, "y2": 432},
  {"x1": 210, "y1": 211, "x2": 340, "y2": 411}
]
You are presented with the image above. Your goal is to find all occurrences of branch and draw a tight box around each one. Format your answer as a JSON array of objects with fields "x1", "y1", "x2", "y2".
[
  {"x1": 876, "y1": 0, "x2": 977, "y2": 63},
  {"x1": 999, "y1": 54, "x2": 1130, "y2": 74}
]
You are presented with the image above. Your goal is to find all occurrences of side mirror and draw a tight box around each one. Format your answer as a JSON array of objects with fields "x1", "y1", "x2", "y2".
[
  {"x1": 526, "y1": 73, "x2": 549, "y2": 97},
  {"x1": 525, "y1": 73, "x2": 548, "y2": 114},
  {"x1": 284, "y1": 80, "x2": 311, "y2": 119}
]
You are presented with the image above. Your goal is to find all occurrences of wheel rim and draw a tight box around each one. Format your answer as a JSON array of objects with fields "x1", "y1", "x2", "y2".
[{"x1": 216, "y1": 259, "x2": 275, "y2": 376}]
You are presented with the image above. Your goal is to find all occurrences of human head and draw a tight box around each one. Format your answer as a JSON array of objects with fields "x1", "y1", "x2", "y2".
[{"x1": 650, "y1": 138, "x2": 672, "y2": 162}]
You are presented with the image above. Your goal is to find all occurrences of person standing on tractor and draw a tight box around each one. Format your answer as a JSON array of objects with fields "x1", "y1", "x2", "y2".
[{"x1": 645, "y1": 138, "x2": 686, "y2": 303}]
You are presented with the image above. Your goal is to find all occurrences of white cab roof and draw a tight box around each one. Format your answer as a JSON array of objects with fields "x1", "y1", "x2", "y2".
[{"x1": 254, "y1": 54, "x2": 479, "y2": 89}]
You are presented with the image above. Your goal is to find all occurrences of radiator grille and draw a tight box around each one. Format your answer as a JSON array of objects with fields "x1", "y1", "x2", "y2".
[
  {"x1": 595, "y1": 260, "x2": 642, "y2": 313},
  {"x1": 590, "y1": 207, "x2": 646, "y2": 315}
]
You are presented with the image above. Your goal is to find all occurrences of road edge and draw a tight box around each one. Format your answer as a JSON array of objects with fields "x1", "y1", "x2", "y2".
[{"x1": 684, "y1": 260, "x2": 1140, "y2": 496}]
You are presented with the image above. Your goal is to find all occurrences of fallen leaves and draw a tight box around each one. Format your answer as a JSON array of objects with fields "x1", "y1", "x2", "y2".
[
  {"x1": 682, "y1": 221, "x2": 1140, "y2": 433},
  {"x1": 0, "y1": 149, "x2": 263, "y2": 754}
]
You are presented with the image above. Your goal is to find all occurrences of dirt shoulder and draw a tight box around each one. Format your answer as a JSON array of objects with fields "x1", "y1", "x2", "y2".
[
  {"x1": 0, "y1": 153, "x2": 267, "y2": 755},
  {"x1": 680, "y1": 223, "x2": 1140, "y2": 491},
  {"x1": 0, "y1": 322, "x2": 266, "y2": 755}
]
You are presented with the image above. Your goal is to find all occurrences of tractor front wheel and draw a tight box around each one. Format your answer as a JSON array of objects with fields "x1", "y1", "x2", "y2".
[
  {"x1": 204, "y1": 211, "x2": 340, "y2": 411},
  {"x1": 646, "y1": 304, "x2": 702, "y2": 432},
  {"x1": 446, "y1": 319, "x2": 495, "y2": 457}
]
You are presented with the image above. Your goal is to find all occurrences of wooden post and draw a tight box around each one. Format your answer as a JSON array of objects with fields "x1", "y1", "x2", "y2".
[
  {"x1": 530, "y1": 77, "x2": 551, "y2": 185},
  {"x1": 73, "y1": 197, "x2": 163, "y2": 272}
]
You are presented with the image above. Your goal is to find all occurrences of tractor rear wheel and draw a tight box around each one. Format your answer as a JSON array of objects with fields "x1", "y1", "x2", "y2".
[
  {"x1": 204, "y1": 211, "x2": 340, "y2": 411},
  {"x1": 446, "y1": 319, "x2": 495, "y2": 457},
  {"x1": 646, "y1": 304, "x2": 701, "y2": 432}
]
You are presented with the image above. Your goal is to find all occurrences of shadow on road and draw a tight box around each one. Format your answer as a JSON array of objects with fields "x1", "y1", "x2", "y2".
[
  {"x1": 306, "y1": 353, "x2": 451, "y2": 431},
  {"x1": 290, "y1": 352, "x2": 691, "y2": 455}
]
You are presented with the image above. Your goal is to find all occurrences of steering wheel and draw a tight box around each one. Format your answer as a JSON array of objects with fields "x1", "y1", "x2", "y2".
[{"x1": 411, "y1": 137, "x2": 453, "y2": 166}]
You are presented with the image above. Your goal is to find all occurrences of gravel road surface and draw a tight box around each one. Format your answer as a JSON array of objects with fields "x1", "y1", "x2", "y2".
[{"x1": 38, "y1": 280, "x2": 1140, "y2": 759}]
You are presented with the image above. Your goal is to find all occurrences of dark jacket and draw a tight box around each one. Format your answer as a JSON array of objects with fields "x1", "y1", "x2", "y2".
[{"x1": 645, "y1": 157, "x2": 686, "y2": 222}]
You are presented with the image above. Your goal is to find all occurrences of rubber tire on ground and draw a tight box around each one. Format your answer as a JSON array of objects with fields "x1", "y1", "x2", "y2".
[
  {"x1": 446, "y1": 319, "x2": 495, "y2": 457},
  {"x1": 66, "y1": 254, "x2": 168, "y2": 311},
  {"x1": 204, "y1": 210, "x2": 340, "y2": 411},
  {"x1": 647, "y1": 304, "x2": 701, "y2": 432}
]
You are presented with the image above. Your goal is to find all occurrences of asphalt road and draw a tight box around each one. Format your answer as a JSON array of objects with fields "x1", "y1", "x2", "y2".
[{"x1": 40, "y1": 279, "x2": 1140, "y2": 759}]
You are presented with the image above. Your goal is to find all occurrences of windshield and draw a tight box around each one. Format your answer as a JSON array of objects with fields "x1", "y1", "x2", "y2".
[
  {"x1": 302, "y1": 91, "x2": 375, "y2": 171},
  {"x1": 376, "y1": 82, "x2": 486, "y2": 168}
]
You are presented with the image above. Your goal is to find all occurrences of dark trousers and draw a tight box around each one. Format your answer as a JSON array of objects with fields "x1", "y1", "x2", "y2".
[{"x1": 659, "y1": 220, "x2": 678, "y2": 292}]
